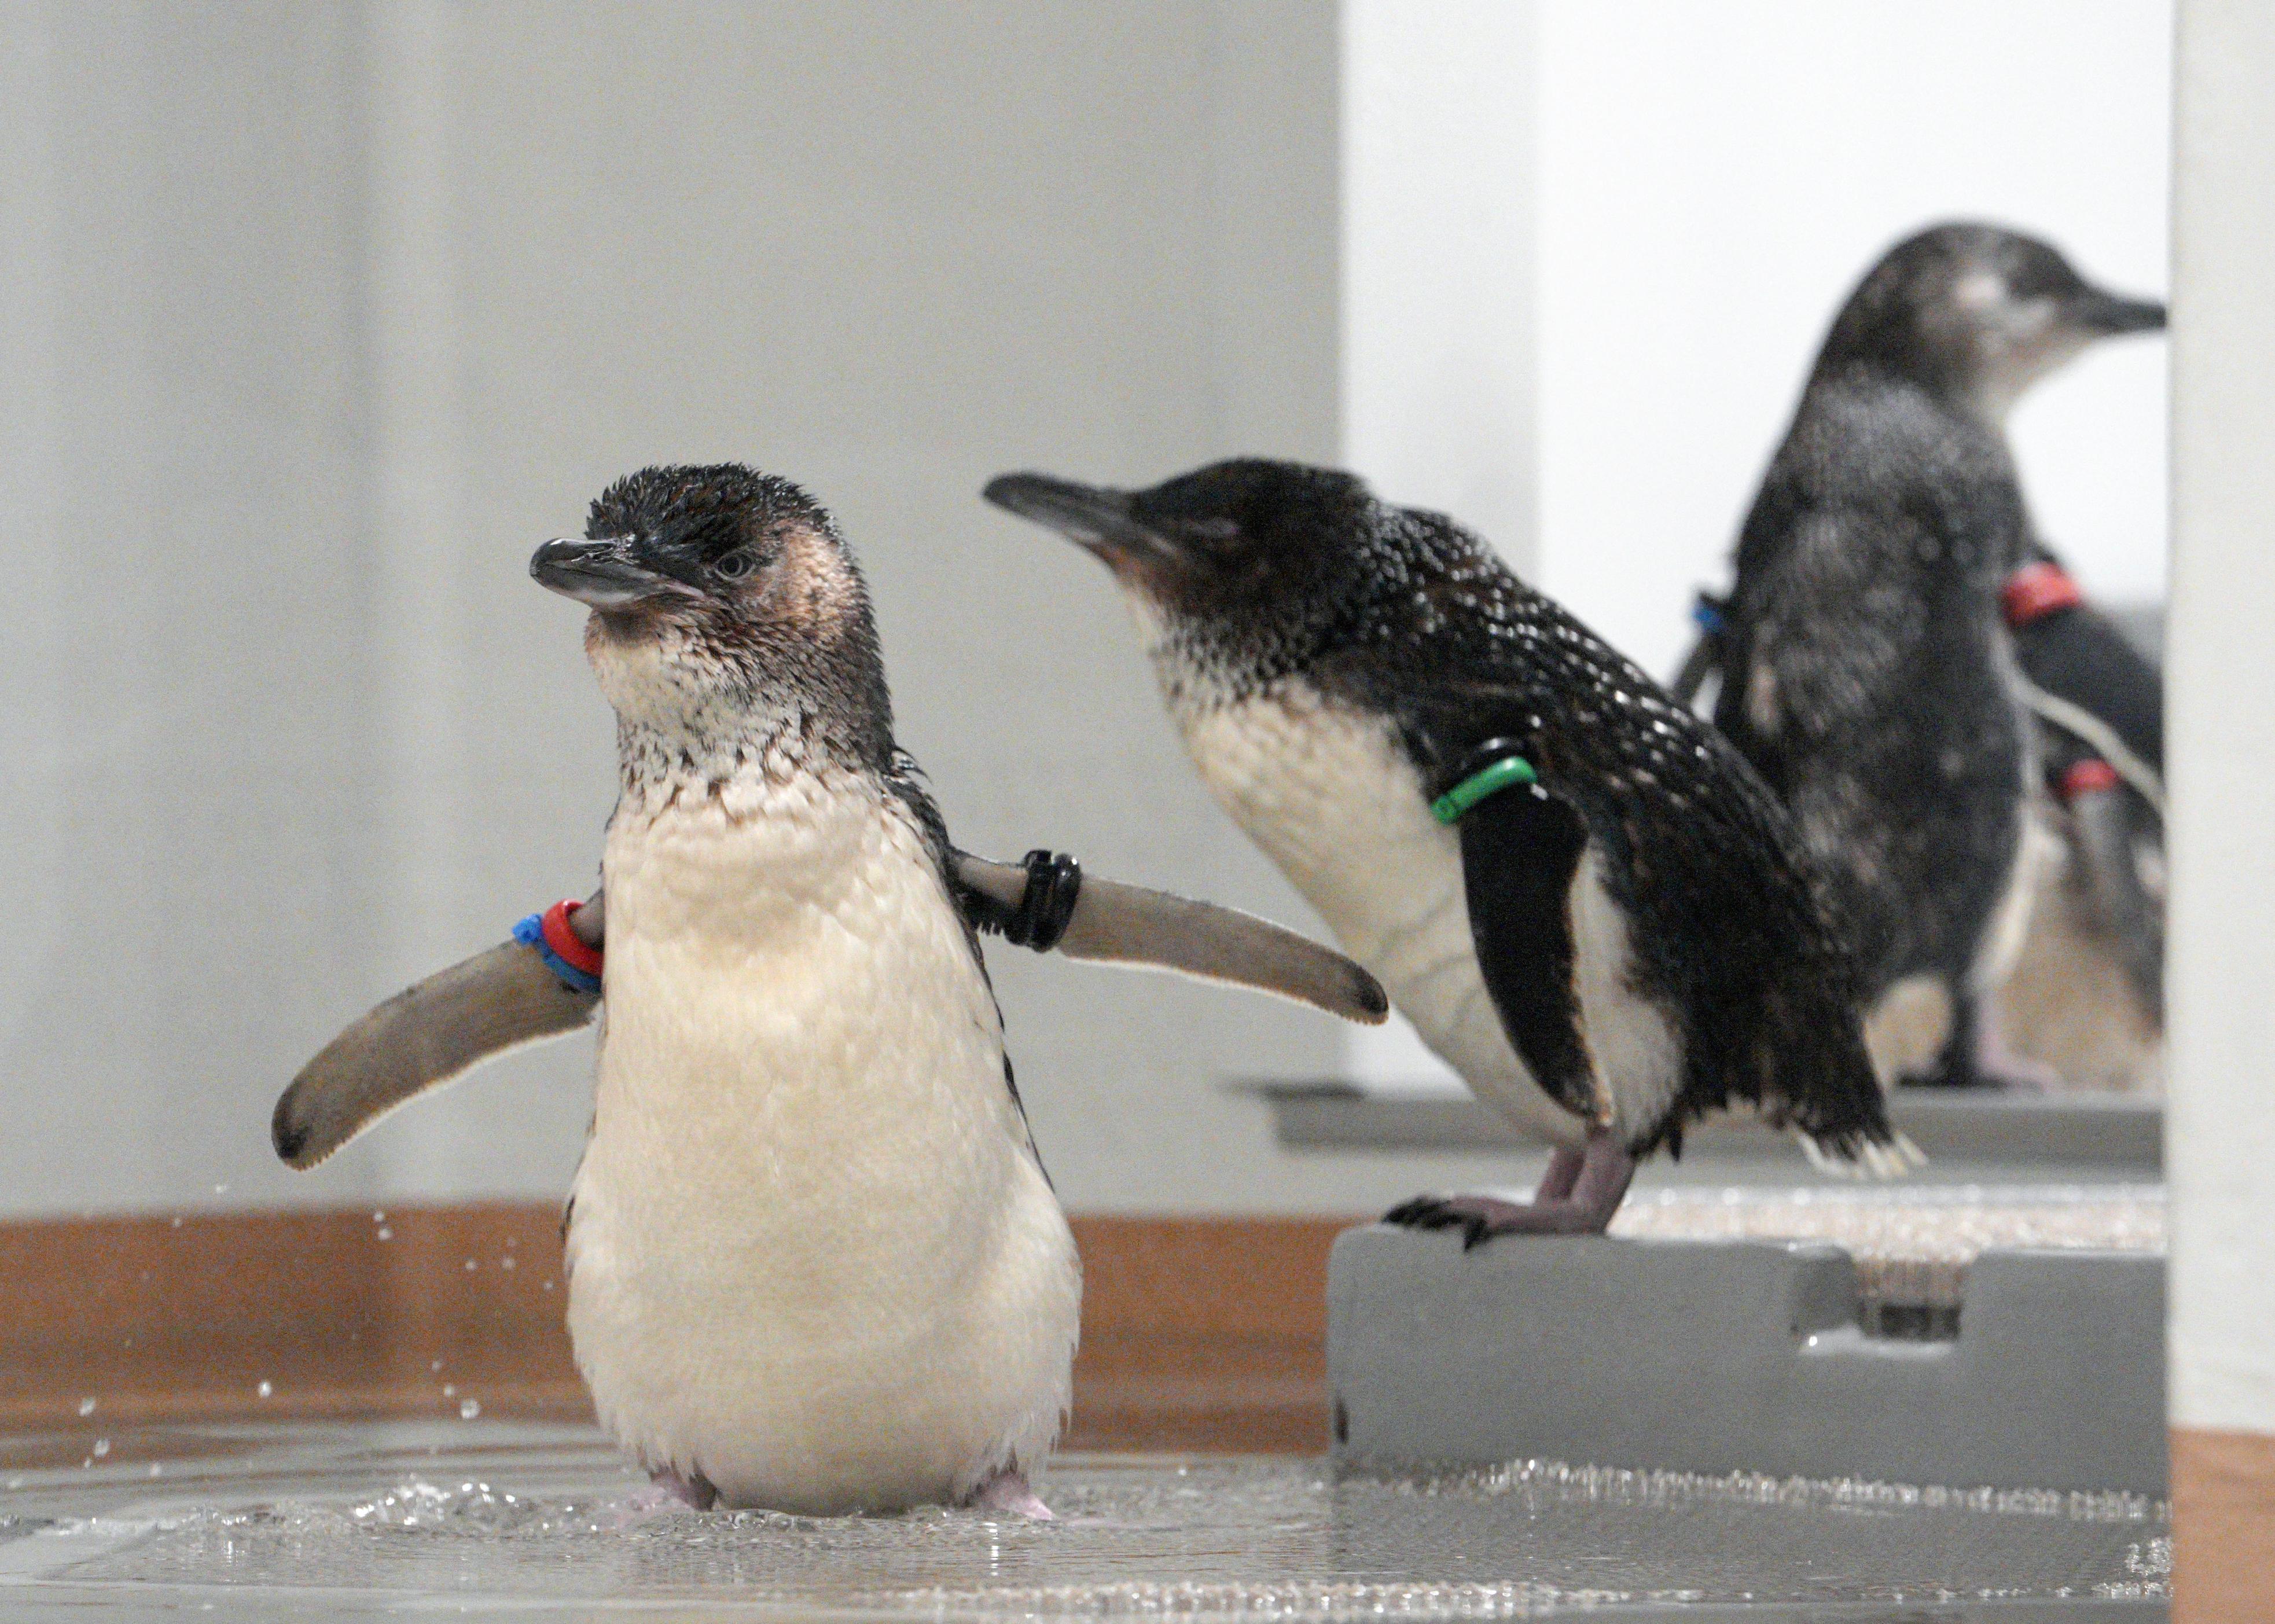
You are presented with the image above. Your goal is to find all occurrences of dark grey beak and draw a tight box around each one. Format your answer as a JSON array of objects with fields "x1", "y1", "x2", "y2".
[
  {"x1": 2069, "y1": 290, "x2": 2167, "y2": 336},
  {"x1": 982, "y1": 473, "x2": 1181, "y2": 568},
  {"x1": 530, "y1": 536, "x2": 675, "y2": 609}
]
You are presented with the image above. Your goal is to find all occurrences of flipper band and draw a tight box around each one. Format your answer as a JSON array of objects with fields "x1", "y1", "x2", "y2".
[
  {"x1": 1431, "y1": 755, "x2": 1538, "y2": 825},
  {"x1": 1691, "y1": 591, "x2": 1728, "y2": 634},
  {"x1": 514, "y1": 901, "x2": 603, "y2": 995},
  {"x1": 2059, "y1": 758, "x2": 2122, "y2": 800},
  {"x1": 2003, "y1": 560, "x2": 2083, "y2": 627}
]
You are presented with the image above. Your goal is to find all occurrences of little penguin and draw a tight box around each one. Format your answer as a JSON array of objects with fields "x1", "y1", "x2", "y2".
[
  {"x1": 986, "y1": 459, "x2": 1898, "y2": 1240},
  {"x1": 537, "y1": 463, "x2": 1073, "y2": 1518},
  {"x1": 1702, "y1": 223, "x2": 2164, "y2": 1089}
]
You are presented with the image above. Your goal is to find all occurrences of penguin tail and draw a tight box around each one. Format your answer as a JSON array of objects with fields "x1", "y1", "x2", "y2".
[
  {"x1": 1752, "y1": 964, "x2": 1912, "y2": 1175},
  {"x1": 1793, "y1": 1126, "x2": 1926, "y2": 1180}
]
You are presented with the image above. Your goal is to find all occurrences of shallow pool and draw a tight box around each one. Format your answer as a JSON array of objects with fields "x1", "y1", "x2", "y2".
[{"x1": 0, "y1": 1421, "x2": 2166, "y2": 1619}]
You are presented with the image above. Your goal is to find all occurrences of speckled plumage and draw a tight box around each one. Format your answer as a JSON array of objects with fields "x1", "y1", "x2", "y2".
[
  {"x1": 1705, "y1": 226, "x2": 2164, "y2": 1083},
  {"x1": 995, "y1": 461, "x2": 1890, "y2": 1163}
]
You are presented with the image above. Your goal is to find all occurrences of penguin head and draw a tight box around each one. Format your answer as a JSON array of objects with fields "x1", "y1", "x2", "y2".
[
  {"x1": 533, "y1": 464, "x2": 891, "y2": 755},
  {"x1": 984, "y1": 460, "x2": 1383, "y2": 674},
  {"x1": 1817, "y1": 223, "x2": 2164, "y2": 418}
]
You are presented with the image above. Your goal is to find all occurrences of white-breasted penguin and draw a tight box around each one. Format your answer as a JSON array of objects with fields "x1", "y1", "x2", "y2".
[
  {"x1": 539, "y1": 464, "x2": 1072, "y2": 1518},
  {"x1": 986, "y1": 460, "x2": 1897, "y2": 1241},
  {"x1": 269, "y1": 468, "x2": 1388, "y2": 1513},
  {"x1": 1700, "y1": 223, "x2": 2164, "y2": 1089}
]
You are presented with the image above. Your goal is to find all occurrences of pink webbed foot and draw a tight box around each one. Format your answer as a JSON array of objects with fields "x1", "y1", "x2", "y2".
[
  {"x1": 967, "y1": 1466, "x2": 1054, "y2": 1520},
  {"x1": 1383, "y1": 1134, "x2": 1637, "y2": 1247}
]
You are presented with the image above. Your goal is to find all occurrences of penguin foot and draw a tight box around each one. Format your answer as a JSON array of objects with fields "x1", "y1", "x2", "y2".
[
  {"x1": 967, "y1": 1467, "x2": 1054, "y2": 1521},
  {"x1": 1383, "y1": 1193, "x2": 1605, "y2": 1246},
  {"x1": 1384, "y1": 1137, "x2": 1635, "y2": 1247},
  {"x1": 645, "y1": 1466, "x2": 719, "y2": 1512}
]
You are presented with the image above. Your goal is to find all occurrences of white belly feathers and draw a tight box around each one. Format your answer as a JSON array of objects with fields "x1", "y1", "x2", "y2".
[
  {"x1": 1173, "y1": 683, "x2": 1681, "y2": 1148},
  {"x1": 564, "y1": 768, "x2": 1080, "y2": 1515}
]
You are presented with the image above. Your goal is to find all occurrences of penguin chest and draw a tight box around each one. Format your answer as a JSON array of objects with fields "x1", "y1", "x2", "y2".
[
  {"x1": 564, "y1": 780, "x2": 1079, "y2": 1513},
  {"x1": 1173, "y1": 689, "x2": 1590, "y2": 1145}
]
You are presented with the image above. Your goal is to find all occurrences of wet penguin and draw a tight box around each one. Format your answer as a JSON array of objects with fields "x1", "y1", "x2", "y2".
[
  {"x1": 1704, "y1": 223, "x2": 2164, "y2": 1088},
  {"x1": 532, "y1": 464, "x2": 1079, "y2": 1517},
  {"x1": 986, "y1": 460, "x2": 1897, "y2": 1240}
]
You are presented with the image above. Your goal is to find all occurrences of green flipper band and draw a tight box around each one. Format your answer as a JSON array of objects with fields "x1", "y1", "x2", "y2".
[{"x1": 1431, "y1": 755, "x2": 1538, "y2": 825}]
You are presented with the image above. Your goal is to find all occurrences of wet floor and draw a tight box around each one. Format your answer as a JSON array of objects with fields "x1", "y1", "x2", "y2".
[{"x1": 0, "y1": 1421, "x2": 2166, "y2": 1621}]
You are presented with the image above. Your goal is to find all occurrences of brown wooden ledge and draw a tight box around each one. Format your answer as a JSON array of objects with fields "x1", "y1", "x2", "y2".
[
  {"x1": 2174, "y1": 1425, "x2": 2275, "y2": 1623},
  {"x1": 0, "y1": 1206, "x2": 1354, "y2": 1454}
]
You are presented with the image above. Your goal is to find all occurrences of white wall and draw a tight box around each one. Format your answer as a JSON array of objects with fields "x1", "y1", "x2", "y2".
[
  {"x1": 0, "y1": 0, "x2": 1541, "y2": 1219},
  {"x1": 2167, "y1": 0, "x2": 2275, "y2": 1445},
  {"x1": 1534, "y1": 0, "x2": 2174, "y2": 681}
]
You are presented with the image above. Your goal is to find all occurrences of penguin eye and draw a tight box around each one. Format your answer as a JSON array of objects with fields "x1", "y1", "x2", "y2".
[
  {"x1": 1177, "y1": 517, "x2": 1243, "y2": 552},
  {"x1": 712, "y1": 549, "x2": 760, "y2": 583}
]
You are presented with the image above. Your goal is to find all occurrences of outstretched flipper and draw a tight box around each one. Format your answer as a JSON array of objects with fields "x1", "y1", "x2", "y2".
[
  {"x1": 272, "y1": 893, "x2": 604, "y2": 1169},
  {"x1": 274, "y1": 857, "x2": 1386, "y2": 1173},
  {"x1": 952, "y1": 849, "x2": 1389, "y2": 1026}
]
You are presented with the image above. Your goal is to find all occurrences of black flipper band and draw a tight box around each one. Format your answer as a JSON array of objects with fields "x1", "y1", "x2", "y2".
[{"x1": 968, "y1": 848, "x2": 1084, "y2": 951}]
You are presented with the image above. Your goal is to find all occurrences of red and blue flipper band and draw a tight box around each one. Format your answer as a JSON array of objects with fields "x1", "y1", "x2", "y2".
[{"x1": 513, "y1": 899, "x2": 604, "y2": 996}]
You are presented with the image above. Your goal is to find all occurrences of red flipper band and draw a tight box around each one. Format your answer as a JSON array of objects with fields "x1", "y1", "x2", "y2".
[
  {"x1": 540, "y1": 899, "x2": 604, "y2": 979},
  {"x1": 2004, "y1": 560, "x2": 2084, "y2": 627},
  {"x1": 2060, "y1": 759, "x2": 2122, "y2": 800}
]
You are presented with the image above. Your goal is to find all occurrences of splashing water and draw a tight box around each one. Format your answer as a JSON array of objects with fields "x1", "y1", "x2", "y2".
[{"x1": 0, "y1": 1421, "x2": 2166, "y2": 1616}]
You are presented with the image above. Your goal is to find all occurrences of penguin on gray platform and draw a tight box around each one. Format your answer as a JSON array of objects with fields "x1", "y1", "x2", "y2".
[
  {"x1": 274, "y1": 464, "x2": 1385, "y2": 1517},
  {"x1": 986, "y1": 460, "x2": 1900, "y2": 1241},
  {"x1": 1702, "y1": 223, "x2": 2164, "y2": 1089}
]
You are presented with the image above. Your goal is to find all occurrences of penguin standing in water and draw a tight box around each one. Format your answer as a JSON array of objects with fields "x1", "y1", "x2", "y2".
[
  {"x1": 987, "y1": 460, "x2": 1898, "y2": 1240},
  {"x1": 1701, "y1": 225, "x2": 2164, "y2": 1088},
  {"x1": 274, "y1": 463, "x2": 1384, "y2": 1517},
  {"x1": 536, "y1": 464, "x2": 1079, "y2": 1517}
]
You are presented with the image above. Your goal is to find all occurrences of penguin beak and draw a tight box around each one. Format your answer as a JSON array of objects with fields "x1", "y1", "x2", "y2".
[
  {"x1": 2066, "y1": 289, "x2": 2167, "y2": 337},
  {"x1": 982, "y1": 473, "x2": 1185, "y2": 572},
  {"x1": 530, "y1": 536, "x2": 686, "y2": 609}
]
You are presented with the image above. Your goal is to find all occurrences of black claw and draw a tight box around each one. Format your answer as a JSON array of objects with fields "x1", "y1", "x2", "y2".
[
  {"x1": 1382, "y1": 1197, "x2": 1443, "y2": 1228},
  {"x1": 1460, "y1": 1217, "x2": 1492, "y2": 1251}
]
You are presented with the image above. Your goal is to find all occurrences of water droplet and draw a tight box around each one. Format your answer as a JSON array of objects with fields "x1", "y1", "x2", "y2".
[
  {"x1": 256, "y1": 1381, "x2": 273, "y2": 1399},
  {"x1": 77, "y1": 1397, "x2": 95, "y2": 1417},
  {"x1": 375, "y1": 1227, "x2": 392, "y2": 1241},
  {"x1": 459, "y1": 1398, "x2": 481, "y2": 1420},
  {"x1": 148, "y1": 1463, "x2": 163, "y2": 1478},
  {"x1": 372, "y1": 1210, "x2": 386, "y2": 1223},
  {"x1": 91, "y1": 1439, "x2": 109, "y2": 1457},
  {"x1": 500, "y1": 1255, "x2": 516, "y2": 1270},
  {"x1": 170, "y1": 1217, "x2": 183, "y2": 1229},
  {"x1": 212, "y1": 1183, "x2": 229, "y2": 1195},
  {"x1": 464, "y1": 1258, "x2": 478, "y2": 1271},
  {"x1": 443, "y1": 1384, "x2": 456, "y2": 1398}
]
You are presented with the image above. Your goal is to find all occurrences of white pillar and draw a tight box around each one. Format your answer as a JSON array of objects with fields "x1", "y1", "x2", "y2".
[{"x1": 2169, "y1": 0, "x2": 2275, "y2": 1603}]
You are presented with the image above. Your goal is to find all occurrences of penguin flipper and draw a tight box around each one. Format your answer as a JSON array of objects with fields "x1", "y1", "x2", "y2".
[
  {"x1": 273, "y1": 935, "x2": 599, "y2": 1170},
  {"x1": 950, "y1": 850, "x2": 1389, "y2": 1026},
  {"x1": 1446, "y1": 773, "x2": 1601, "y2": 1123}
]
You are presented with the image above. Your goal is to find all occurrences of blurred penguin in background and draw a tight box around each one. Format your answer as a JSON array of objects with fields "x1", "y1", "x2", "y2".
[
  {"x1": 1696, "y1": 223, "x2": 2164, "y2": 1092},
  {"x1": 1990, "y1": 541, "x2": 2166, "y2": 1092}
]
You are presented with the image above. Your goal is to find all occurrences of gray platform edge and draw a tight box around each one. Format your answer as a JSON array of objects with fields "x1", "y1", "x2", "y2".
[
  {"x1": 1243, "y1": 1083, "x2": 2161, "y2": 1171},
  {"x1": 1328, "y1": 1227, "x2": 2167, "y2": 1497}
]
